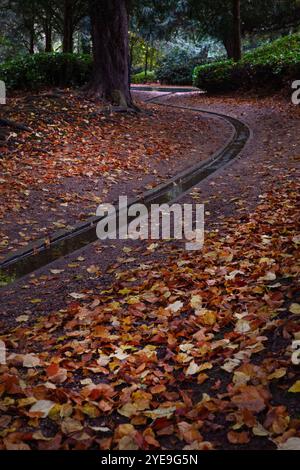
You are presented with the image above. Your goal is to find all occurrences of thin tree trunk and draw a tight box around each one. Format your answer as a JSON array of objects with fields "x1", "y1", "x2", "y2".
[
  {"x1": 144, "y1": 44, "x2": 149, "y2": 78},
  {"x1": 223, "y1": 36, "x2": 234, "y2": 59},
  {"x1": 63, "y1": 0, "x2": 74, "y2": 53},
  {"x1": 45, "y1": 23, "x2": 52, "y2": 52},
  {"x1": 29, "y1": 25, "x2": 35, "y2": 54},
  {"x1": 86, "y1": 0, "x2": 133, "y2": 108},
  {"x1": 149, "y1": 46, "x2": 155, "y2": 71},
  {"x1": 130, "y1": 40, "x2": 134, "y2": 69},
  {"x1": 232, "y1": 0, "x2": 242, "y2": 61}
]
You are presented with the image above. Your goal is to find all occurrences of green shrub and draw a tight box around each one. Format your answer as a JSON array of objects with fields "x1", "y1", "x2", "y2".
[
  {"x1": 156, "y1": 46, "x2": 207, "y2": 86},
  {"x1": 132, "y1": 70, "x2": 156, "y2": 84},
  {"x1": 193, "y1": 33, "x2": 300, "y2": 92},
  {"x1": 0, "y1": 53, "x2": 93, "y2": 90}
]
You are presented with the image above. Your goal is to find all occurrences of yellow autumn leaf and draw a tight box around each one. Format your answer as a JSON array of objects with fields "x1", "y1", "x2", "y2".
[
  {"x1": 198, "y1": 362, "x2": 213, "y2": 372},
  {"x1": 30, "y1": 298, "x2": 42, "y2": 304},
  {"x1": 82, "y1": 403, "x2": 100, "y2": 418},
  {"x1": 190, "y1": 295, "x2": 202, "y2": 311},
  {"x1": 289, "y1": 303, "x2": 300, "y2": 315},
  {"x1": 268, "y1": 368, "x2": 287, "y2": 380},
  {"x1": 198, "y1": 309, "x2": 217, "y2": 326},
  {"x1": 118, "y1": 403, "x2": 138, "y2": 418},
  {"x1": 288, "y1": 381, "x2": 300, "y2": 393}
]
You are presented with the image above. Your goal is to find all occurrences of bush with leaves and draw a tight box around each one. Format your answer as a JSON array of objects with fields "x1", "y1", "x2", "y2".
[
  {"x1": 131, "y1": 70, "x2": 156, "y2": 84},
  {"x1": 156, "y1": 41, "x2": 208, "y2": 86},
  {"x1": 0, "y1": 53, "x2": 93, "y2": 90},
  {"x1": 193, "y1": 34, "x2": 300, "y2": 92}
]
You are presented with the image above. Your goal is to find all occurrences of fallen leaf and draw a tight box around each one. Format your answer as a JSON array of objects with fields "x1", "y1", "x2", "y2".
[
  {"x1": 69, "y1": 292, "x2": 86, "y2": 299},
  {"x1": 118, "y1": 403, "x2": 138, "y2": 418},
  {"x1": 289, "y1": 303, "x2": 300, "y2": 315},
  {"x1": 268, "y1": 368, "x2": 286, "y2": 380},
  {"x1": 227, "y1": 431, "x2": 250, "y2": 444},
  {"x1": 288, "y1": 380, "x2": 300, "y2": 393},
  {"x1": 29, "y1": 400, "x2": 56, "y2": 418},
  {"x1": 167, "y1": 301, "x2": 183, "y2": 313},
  {"x1": 144, "y1": 407, "x2": 176, "y2": 419},
  {"x1": 0, "y1": 340, "x2": 6, "y2": 365},
  {"x1": 186, "y1": 360, "x2": 201, "y2": 376},
  {"x1": 278, "y1": 438, "x2": 300, "y2": 450},
  {"x1": 231, "y1": 386, "x2": 268, "y2": 412},
  {"x1": 252, "y1": 423, "x2": 269, "y2": 436},
  {"x1": 61, "y1": 418, "x2": 84, "y2": 434},
  {"x1": 178, "y1": 421, "x2": 203, "y2": 444},
  {"x1": 23, "y1": 354, "x2": 40, "y2": 368},
  {"x1": 235, "y1": 319, "x2": 251, "y2": 334},
  {"x1": 16, "y1": 315, "x2": 29, "y2": 323}
]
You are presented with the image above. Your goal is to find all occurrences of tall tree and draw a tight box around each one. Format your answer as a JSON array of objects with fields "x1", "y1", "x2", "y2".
[
  {"x1": 12, "y1": 0, "x2": 39, "y2": 54},
  {"x1": 62, "y1": 0, "x2": 73, "y2": 52},
  {"x1": 86, "y1": 0, "x2": 133, "y2": 108},
  {"x1": 40, "y1": 1, "x2": 54, "y2": 52},
  {"x1": 189, "y1": 0, "x2": 300, "y2": 59},
  {"x1": 232, "y1": 0, "x2": 241, "y2": 61},
  {"x1": 61, "y1": 0, "x2": 87, "y2": 53}
]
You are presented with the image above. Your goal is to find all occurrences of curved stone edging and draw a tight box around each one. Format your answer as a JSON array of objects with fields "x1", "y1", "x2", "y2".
[{"x1": 0, "y1": 89, "x2": 251, "y2": 285}]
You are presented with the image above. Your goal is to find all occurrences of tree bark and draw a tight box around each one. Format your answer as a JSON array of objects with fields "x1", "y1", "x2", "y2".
[
  {"x1": 149, "y1": 46, "x2": 155, "y2": 71},
  {"x1": 29, "y1": 26, "x2": 35, "y2": 54},
  {"x1": 223, "y1": 36, "x2": 235, "y2": 59},
  {"x1": 86, "y1": 0, "x2": 133, "y2": 108},
  {"x1": 144, "y1": 44, "x2": 149, "y2": 78},
  {"x1": 45, "y1": 21, "x2": 52, "y2": 52},
  {"x1": 63, "y1": 0, "x2": 74, "y2": 53},
  {"x1": 232, "y1": 0, "x2": 242, "y2": 61}
]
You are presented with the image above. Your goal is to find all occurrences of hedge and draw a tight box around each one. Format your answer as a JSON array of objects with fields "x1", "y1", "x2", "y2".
[
  {"x1": 0, "y1": 53, "x2": 93, "y2": 90},
  {"x1": 193, "y1": 34, "x2": 300, "y2": 92},
  {"x1": 131, "y1": 70, "x2": 156, "y2": 84}
]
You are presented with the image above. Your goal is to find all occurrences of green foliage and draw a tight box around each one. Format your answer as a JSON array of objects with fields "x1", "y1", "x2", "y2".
[
  {"x1": 188, "y1": 0, "x2": 300, "y2": 58},
  {"x1": 0, "y1": 53, "x2": 92, "y2": 90},
  {"x1": 129, "y1": 32, "x2": 159, "y2": 73},
  {"x1": 193, "y1": 34, "x2": 300, "y2": 92},
  {"x1": 132, "y1": 70, "x2": 156, "y2": 83},
  {"x1": 156, "y1": 43, "x2": 208, "y2": 85},
  {"x1": 0, "y1": 270, "x2": 15, "y2": 288}
]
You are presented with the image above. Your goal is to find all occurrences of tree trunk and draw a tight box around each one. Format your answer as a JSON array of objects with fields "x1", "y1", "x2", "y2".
[
  {"x1": 223, "y1": 36, "x2": 234, "y2": 59},
  {"x1": 232, "y1": 0, "x2": 242, "y2": 61},
  {"x1": 149, "y1": 46, "x2": 155, "y2": 71},
  {"x1": 130, "y1": 40, "x2": 134, "y2": 73},
  {"x1": 144, "y1": 44, "x2": 149, "y2": 78},
  {"x1": 45, "y1": 22, "x2": 52, "y2": 52},
  {"x1": 63, "y1": 0, "x2": 74, "y2": 53},
  {"x1": 29, "y1": 25, "x2": 35, "y2": 54},
  {"x1": 86, "y1": 0, "x2": 133, "y2": 108}
]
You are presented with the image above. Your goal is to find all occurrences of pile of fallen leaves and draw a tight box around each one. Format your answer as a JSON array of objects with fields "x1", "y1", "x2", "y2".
[
  {"x1": 0, "y1": 91, "x2": 217, "y2": 255},
  {"x1": 0, "y1": 176, "x2": 299, "y2": 450},
  {"x1": 0, "y1": 91, "x2": 208, "y2": 219}
]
